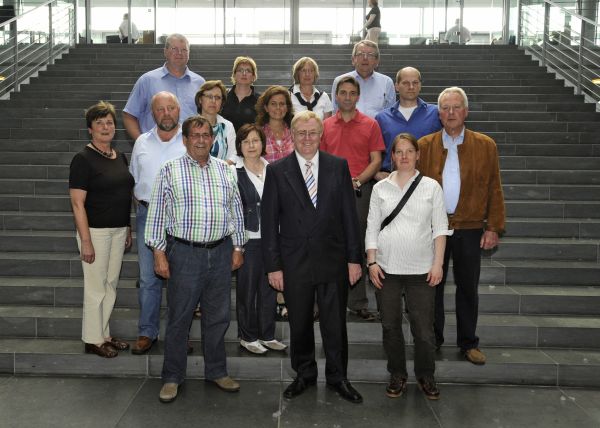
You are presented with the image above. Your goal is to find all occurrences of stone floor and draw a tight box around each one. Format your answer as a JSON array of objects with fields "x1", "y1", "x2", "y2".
[{"x1": 1, "y1": 376, "x2": 599, "y2": 427}]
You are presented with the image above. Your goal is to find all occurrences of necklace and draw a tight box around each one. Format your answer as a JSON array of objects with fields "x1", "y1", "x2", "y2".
[
  {"x1": 89, "y1": 142, "x2": 114, "y2": 159},
  {"x1": 245, "y1": 160, "x2": 265, "y2": 180}
]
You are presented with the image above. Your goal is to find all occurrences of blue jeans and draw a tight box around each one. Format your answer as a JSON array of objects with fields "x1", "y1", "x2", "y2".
[
  {"x1": 136, "y1": 204, "x2": 164, "y2": 339},
  {"x1": 161, "y1": 236, "x2": 232, "y2": 384}
]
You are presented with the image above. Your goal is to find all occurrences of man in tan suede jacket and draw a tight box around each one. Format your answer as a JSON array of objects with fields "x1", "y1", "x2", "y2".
[{"x1": 418, "y1": 86, "x2": 505, "y2": 366}]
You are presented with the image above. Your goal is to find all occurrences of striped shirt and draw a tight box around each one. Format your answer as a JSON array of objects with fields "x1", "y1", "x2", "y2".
[
  {"x1": 365, "y1": 170, "x2": 451, "y2": 275},
  {"x1": 145, "y1": 153, "x2": 247, "y2": 251}
]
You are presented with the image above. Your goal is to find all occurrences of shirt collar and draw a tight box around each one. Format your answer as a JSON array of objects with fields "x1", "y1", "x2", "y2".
[
  {"x1": 334, "y1": 109, "x2": 360, "y2": 123},
  {"x1": 161, "y1": 63, "x2": 191, "y2": 80},
  {"x1": 442, "y1": 127, "x2": 465, "y2": 148},
  {"x1": 292, "y1": 84, "x2": 318, "y2": 97},
  {"x1": 295, "y1": 150, "x2": 319, "y2": 169},
  {"x1": 236, "y1": 156, "x2": 268, "y2": 169},
  {"x1": 184, "y1": 152, "x2": 212, "y2": 167},
  {"x1": 151, "y1": 125, "x2": 182, "y2": 143}
]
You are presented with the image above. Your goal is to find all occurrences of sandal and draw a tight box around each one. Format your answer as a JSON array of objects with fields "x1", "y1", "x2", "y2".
[
  {"x1": 85, "y1": 342, "x2": 118, "y2": 358},
  {"x1": 108, "y1": 337, "x2": 130, "y2": 351}
]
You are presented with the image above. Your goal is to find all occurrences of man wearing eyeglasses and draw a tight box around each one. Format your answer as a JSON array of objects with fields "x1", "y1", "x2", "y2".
[
  {"x1": 375, "y1": 67, "x2": 442, "y2": 181},
  {"x1": 418, "y1": 87, "x2": 505, "y2": 366},
  {"x1": 331, "y1": 40, "x2": 395, "y2": 118},
  {"x1": 321, "y1": 76, "x2": 385, "y2": 321},
  {"x1": 123, "y1": 33, "x2": 205, "y2": 141},
  {"x1": 261, "y1": 111, "x2": 364, "y2": 404},
  {"x1": 145, "y1": 115, "x2": 246, "y2": 403}
]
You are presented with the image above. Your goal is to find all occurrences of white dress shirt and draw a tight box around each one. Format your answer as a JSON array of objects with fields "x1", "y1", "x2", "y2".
[
  {"x1": 365, "y1": 170, "x2": 451, "y2": 275},
  {"x1": 295, "y1": 150, "x2": 319, "y2": 188}
]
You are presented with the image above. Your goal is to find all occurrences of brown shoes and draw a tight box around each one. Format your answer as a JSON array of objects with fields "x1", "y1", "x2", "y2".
[
  {"x1": 386, "y1": 375, "x2": 407, "y2": 398},
  {"x1": 210, "y1": 376, "x2": 240, "y2": 392},
  {"x1": 464, "y1": 348, "x2": 486, "y2": 365},
  {"x1": 159, "y1": 383, "x2": 179, "y2": 403},
  {"x1": 131, "y1": 336, "x2": 156, "y2": 355},
  {"x1": 84, "y1": 342, "x2": 118, "y2": 358},
  {"x1": 352, "y1": 308, "x2": 376, "y2": 321},
  {"x1": 417, "y1": 377, "x2": 440, "y2": 400},
  {"x1": 108, "y1": 337, "x2": 130, "y2": 351}
]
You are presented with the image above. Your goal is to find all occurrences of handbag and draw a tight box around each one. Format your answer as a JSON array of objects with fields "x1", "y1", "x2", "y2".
[{"x1": 380, "y1": 173, "x2": 423, "y2": 231}]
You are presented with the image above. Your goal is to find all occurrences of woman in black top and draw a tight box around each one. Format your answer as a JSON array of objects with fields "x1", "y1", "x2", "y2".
[
  {"x1": 69, "y1": 101, "x2": 134, "y2": 358},
  {"x1": 364, "y1": 0, "x2": 381, "y2": 44},
  {"x1": 221, "y1": 56, "x2": 260, "y2": 132}
]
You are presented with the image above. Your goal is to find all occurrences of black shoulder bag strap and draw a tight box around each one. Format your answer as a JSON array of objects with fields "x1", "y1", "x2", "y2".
[{"x1": 380, "y1": 173, "x2": 423, "y2": 231}]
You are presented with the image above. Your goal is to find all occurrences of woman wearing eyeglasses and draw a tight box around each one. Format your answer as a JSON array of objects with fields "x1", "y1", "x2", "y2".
[
  {"x1": 255, "y1": 86, "x2": 295, "y2": 164},
  {"x1": 289, "y1": 57, "x2": 332, "y2": 120},
  {"x1": 231, "y1": 124, "x2": 287, "y2": 355},
  {"x1": 195, "y1": 80, "x2": 236, "y2": 164},
  {"x1": 222, "y1": 56, "x2": 260, "y2": 132}
]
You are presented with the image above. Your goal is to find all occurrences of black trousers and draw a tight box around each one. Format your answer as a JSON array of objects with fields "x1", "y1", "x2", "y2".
[
  {"x1": 434, "y1": 228, "x2": 483, "y2": 351},
  {"x1": 284, "y1": 279, "x2": 348, "y2": 384},
  {"x1": 236, "y1": 239, "x2": 277, "y2": 342},
  {"x1": 380, "y1": 273, "x2": 435, "y2": 379}
]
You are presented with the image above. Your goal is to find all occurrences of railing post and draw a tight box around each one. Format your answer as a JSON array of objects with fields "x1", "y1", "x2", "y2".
[
  {"x1": 49, "y1": 1, "x2": 54, "y2": 64},
  {"x1": 516, "y1": 0, "x2": 522, "y2": 46},
  {"x1": 577, "y1": 16, "x2": 584, "y2": 95},
  {"x1": 542, "y1": 1, "x2": 550, "y2": 67},
  {"x1": 11, "y1": 19, "x2": 19, "y2": 92}
]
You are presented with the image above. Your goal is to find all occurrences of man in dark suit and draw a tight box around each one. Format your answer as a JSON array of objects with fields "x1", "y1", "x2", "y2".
[{"x1": 261, "y1": 110, "x2": 364, "y2": 404}]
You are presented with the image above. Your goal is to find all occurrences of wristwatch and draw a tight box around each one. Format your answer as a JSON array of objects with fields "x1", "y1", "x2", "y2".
[
  {"x1": 353, "y1": 178, "x2": 362, "y2": 188},
  {"x1": 367, "y1": 261, "x2": 377, "y2": 268},
  {"x1": 233, "y1": 246, "x2": 245, "y2": 253}
]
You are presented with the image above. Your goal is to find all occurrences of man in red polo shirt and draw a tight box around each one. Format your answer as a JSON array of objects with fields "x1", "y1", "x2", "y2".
[{"x1": 321, "y1": 75, "x2": 385, "y2": 321}]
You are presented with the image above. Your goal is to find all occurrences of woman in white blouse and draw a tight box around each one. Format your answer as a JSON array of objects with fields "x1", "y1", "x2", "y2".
[
  {"x1": 365, "y1": 132, "x2": 449, "y2": 401},
  {"x1": 289, "y1": 57, "x2": 332, "y2": 120}
]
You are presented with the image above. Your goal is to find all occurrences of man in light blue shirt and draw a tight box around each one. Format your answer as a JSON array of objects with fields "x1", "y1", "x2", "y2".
[
  {"x1": 331, "y1": 40, "x2": 395, "y2": 118},
  {"x1": 123, "y1": 33, "x2": 205, "y2": 141}
]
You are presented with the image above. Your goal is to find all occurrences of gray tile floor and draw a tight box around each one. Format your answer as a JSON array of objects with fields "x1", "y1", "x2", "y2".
[{"x1": 1, "y1": 376, "x2": 599, "y2": 428}]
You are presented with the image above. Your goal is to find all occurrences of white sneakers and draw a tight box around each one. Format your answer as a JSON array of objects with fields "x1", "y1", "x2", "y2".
[
  {"x1": 259, "y1": 339, "x2": 288, "y2": 351},
  {"x1": 240, "y1": 339, "x2": 288, "y2": 354}
]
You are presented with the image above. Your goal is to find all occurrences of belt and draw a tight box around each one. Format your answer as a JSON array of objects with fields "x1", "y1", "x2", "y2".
[
  {"x1": 169, "y1": 235, "x2": 226, "y2": 249},
  {"x1": 138, "y1": 200, "x2": 149, "y2": 208}
]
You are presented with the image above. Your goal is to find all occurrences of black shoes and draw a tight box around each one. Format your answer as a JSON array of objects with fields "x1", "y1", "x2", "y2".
[
  {"x1": 386, "y1": 375, "x2": 408, "y2": 398},
  {"x1": 283, "y1": 377, "x2": 316, "y2": 399},
  {"x1": 417, "y1": 377, "x2": 440, "y2": 400},
  {"x1": 327, "y1": 379, "x2": 363, "y2": 404}
]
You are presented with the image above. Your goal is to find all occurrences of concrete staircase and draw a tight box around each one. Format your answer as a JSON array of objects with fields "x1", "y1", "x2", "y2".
[{"x1": 0, "y1": 44, "x2": 599, "y2": 386}]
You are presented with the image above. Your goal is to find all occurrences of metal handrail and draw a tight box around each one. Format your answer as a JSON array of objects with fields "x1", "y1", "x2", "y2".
[
  {"x1": 519, "y1": 0, "x2": 600, "y2": 103},
  {"x1": 0, "y1": 0, "x2": 76, "y2": 97}
]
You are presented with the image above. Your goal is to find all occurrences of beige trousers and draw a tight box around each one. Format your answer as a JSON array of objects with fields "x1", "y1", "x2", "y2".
[
  {"x1": 366, "y1": 27, "x2": 381, "y2": 44},
  {"x1": 77, "y1": 227, "x2": 127, "y2": 344}
]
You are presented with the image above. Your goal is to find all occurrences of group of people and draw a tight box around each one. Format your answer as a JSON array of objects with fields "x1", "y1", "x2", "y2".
[{"x1": 68, "y1": 33, "x2": 505, "y2": 405}]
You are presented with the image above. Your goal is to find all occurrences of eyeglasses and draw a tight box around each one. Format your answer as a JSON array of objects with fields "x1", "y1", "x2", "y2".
[
  {"x1": 167, "y1": 46, "x2": 189, "y2": 54},
  {"x1": 188, "y1": 133, "x2": 212, "y2": 141},
  {"x1": 439, "y1": 105, "x2": 465, "y2": 112},
  {"x1": 294, "y1": 130, "x2": 320, "y2": 139},
  {"x1": 236, "y1": 68, "x2": 254, "y2": 74},
  {"x1": 354, "y1": 52, "x2": 378, "y2": 59},
  {"x1": 202, "y1": 94, "x2": 223, "y2": 102},
  {"x1": 241, "y1": 138, "x2": 262, "y2": 146}
]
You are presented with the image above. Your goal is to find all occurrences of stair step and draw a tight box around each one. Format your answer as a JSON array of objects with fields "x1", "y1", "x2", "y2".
[
  {"x1": 0, "y1": 338, "x2": 597, "y2": 386},
  {"x1": 1, "y1": 276, "x2": 599, "y2": 316}
]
